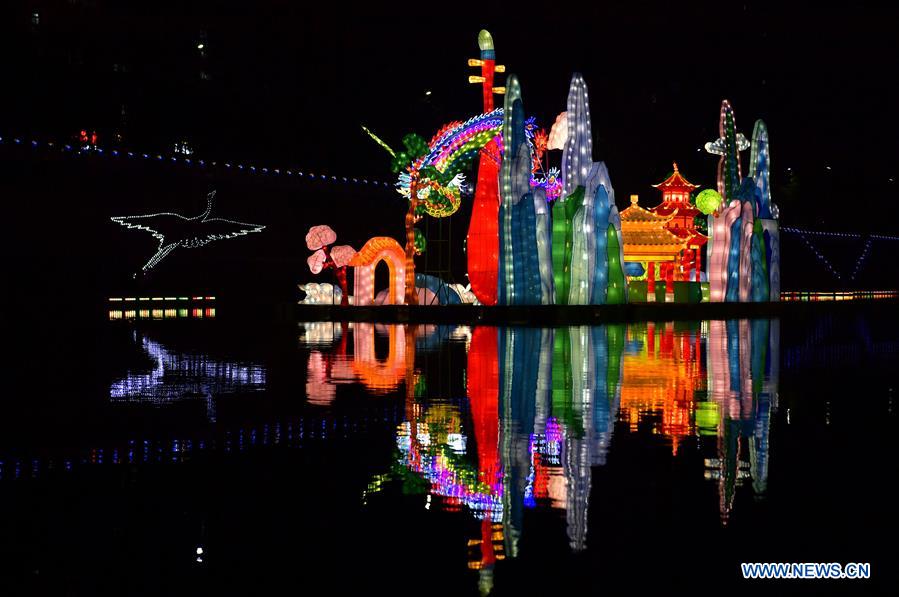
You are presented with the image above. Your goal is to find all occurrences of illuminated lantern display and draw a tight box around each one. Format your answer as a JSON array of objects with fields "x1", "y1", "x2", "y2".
[
  {"x1": 650, "y1": 163, "x2": 708, "y2": 283},
  {"x1": 348, "y1": 237, "x2": 406, "y2": 305},
  {"x1": 709, "y1": 200, "x2": 742, "y2": 302},
  {"x1": 547, "y1": 112, "x2": 568, "y2": 150},
  {"x1": 738, "y1": 200, "x2": 755, "y2": 302},
  {"x1": 695, "y1": 188, "x2": 723, "y2": 216},
  {"x1": 591, "y1": 184, "x2": 612, "y2": 303},
  {"x1": 606, "y1": 220, "x2": 627, "y2": 304},
  {"x1": 415, "y1": 273, "x2": 463, "y2": 304},
  {"x1": 556, "y1": 74, "x2": 590, "y2": 304},
  {"x1": 305, "y1": 224, "x2": 356, "y2": 306},
  {"x1": 353, "y1": 317, "x2": 779, "y2": 587},
  {"x1": 552, "y1": 188, "x2": 581, "y2": 304},
  {"x1": 561, "y1": 74, "x2": 592, "y2": 197},
  {"x1": 467, "y1": 141, "x2": 501, "y2": 305},
  {"x1": 750, "y1": 120, "x2": 780, "y2": 301},
  {"x1": 298, "y1": 282, "x2": 343, "y2": 305},
  {"x1": 534, "y1": 187, "x2": 554, "y2": 303},
  {"x1": 569, "y1": 186, "x2": 593, "y2": 304},
  {"x1": 366, "y1": 108, "x2": 504, "y2": 303},
  {"x1": 619, "y1": 195, "x2": 687, "y2": 300},
  {"x1": 557, "y1": 74, "x2": 627, "y2": 305},
  {"x1": 704, "y1": 101, "x2": 780, "y2": 302},
  {"x1": 498, "y1": 75, "x2": 523, "y2": 304},
  {"x1": 357, "y1": 46, "x2": 780, "y2": 307},
  {"x1": 466, "y1": 30, "x2": 506, "y2": 305},
  {"x1": 497, "y1": 75, "x2": 547, "y2": 305}
]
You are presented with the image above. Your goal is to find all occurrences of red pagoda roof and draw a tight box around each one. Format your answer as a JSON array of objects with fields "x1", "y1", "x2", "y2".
[{"x1": 652, "y1": 162, "x2": 699, "y2": 191}]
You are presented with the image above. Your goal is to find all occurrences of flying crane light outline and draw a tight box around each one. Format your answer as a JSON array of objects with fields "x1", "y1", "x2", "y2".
[{"x1": 111, "y1": 190, "x2": 265, "y2": 272}]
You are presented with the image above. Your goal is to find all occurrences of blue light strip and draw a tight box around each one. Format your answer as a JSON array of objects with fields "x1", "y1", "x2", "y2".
[
  {"x1": 850, "y1": 238, "x2": 873, "y2": 281},
  {"x1": 796, "y1": 231, "x2": 841, "y2": 280},
  {"x1": 782, "y1": 227, "x2": 898, "y2": 282},
  {"x1": 0, "y1": 134, "x2": 394, "y2": 189}
]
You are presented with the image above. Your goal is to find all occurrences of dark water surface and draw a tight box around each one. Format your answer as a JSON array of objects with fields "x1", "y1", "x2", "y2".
[{"x1": 2, "y1": 312, "x2": 897, "y2": 595}]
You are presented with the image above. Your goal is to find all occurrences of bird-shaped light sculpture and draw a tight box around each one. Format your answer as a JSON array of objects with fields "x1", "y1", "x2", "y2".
[{"x1": 111, "y1": 191, "x2": 265, "y2": 272}]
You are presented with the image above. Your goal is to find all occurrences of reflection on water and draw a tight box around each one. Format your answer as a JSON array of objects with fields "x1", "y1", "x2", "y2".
[
  {"x1": 110, "y1": 330, "x2": 266, "y2": 421},
  {"x1": 109, "y1": 307, "x2": 216, "y2": 320},
  {"x1": 302, "y1": 319, "x2": 780, "y2": 592},
  {"x1": 4, "y1": 315, "x2": 894, "y2": 593},
  {"x1": 301, "y1": 322, "x2": 469, "y2": 404}
]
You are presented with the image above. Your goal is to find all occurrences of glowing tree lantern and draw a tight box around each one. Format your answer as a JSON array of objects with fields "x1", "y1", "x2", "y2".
[
  {"x1": 305, "y1": 225, "x2": 356, "y2": 306},
  {"x1": 348, "y1": 237, "x2": 406, "y2": 306},
  {"x1": 695, "y1": 189, "x2": 723, "y2": 216}
]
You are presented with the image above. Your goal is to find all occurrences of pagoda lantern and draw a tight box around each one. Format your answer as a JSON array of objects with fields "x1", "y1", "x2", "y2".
[{"x1": 650, "y1": 162, "x2": 708, "y2": 282}]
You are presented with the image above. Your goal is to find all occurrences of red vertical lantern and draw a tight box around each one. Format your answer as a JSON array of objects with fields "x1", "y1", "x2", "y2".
[{"x1": 467, "y1": 142, "x2": 500, "y2": 305}]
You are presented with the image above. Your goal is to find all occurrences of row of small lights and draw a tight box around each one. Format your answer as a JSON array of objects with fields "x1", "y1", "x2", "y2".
[
  {"x1": 780, "y1": 290, "x2": 898, "y2": 301},
  {"x1": 796, "y1": 232, "x2": 878, "y2": 282},
  {"x1": 785, "y1": 226, "x2": 896, "y2": 282},
  {"x1": 6, "y1": 133, "x2": 899, "y2": 240},
  {"x1": 0, "y1": 134, "x2": 394, "y2": 189},
  {"x1": 796, "y1": 232, "x2": 841, "y2": 280},
  {"x1": 850, "y1": 238, "x2": 873, "y2": 281},
  {"x1": 0, "y1": 409, "x2": 402, "y2": 481},
  {"x1": 782, "y1": 227, "x2": 899, "y2": 241},
  {"x1": 108, "y1": 296, "x2": 215, "y2": 302}
]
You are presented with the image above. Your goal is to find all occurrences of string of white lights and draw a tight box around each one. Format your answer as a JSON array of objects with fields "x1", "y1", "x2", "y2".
[{"x1": 0, "y1": 134, "x2": 394, "y2": 189}]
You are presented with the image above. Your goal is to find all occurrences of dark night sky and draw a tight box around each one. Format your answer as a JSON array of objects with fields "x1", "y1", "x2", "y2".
[{"x1": 3, "y1": 0, "x2": 898, "y2": 233}]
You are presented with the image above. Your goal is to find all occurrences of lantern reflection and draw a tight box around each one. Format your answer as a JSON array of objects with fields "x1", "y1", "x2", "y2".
[{"x1": 302, "y1": 319, "x2": 779, "y2": 591}]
